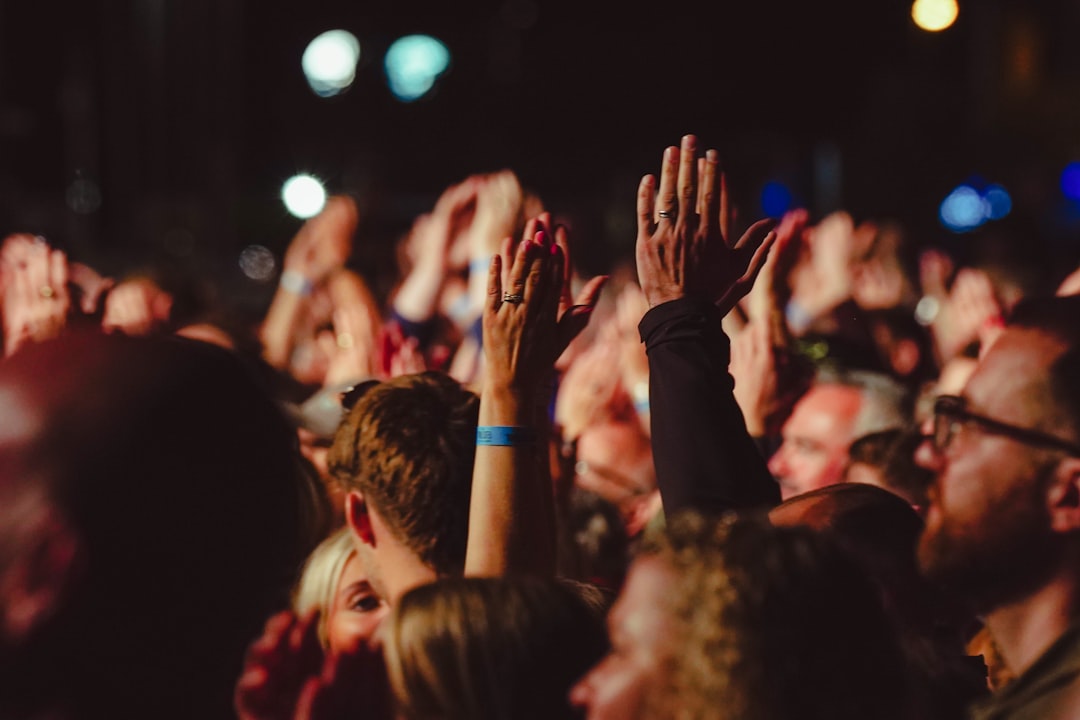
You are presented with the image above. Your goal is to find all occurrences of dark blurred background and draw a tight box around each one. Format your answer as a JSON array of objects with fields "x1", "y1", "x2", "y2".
[{"x1": 1, "y1": 0, "x2": 1078, "y2": 316}]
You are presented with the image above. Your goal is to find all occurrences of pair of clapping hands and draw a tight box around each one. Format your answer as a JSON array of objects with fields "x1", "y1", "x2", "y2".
[
  {"x1": 485, "y1": 134, "x2": 777, "y2": 396},
  {"x1": 0, "y1": 233, "x2": 173, "y2": 357}
]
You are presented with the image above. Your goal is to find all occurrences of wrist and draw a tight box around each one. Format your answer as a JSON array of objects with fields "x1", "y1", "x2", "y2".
[
  {"x1": 279, "y1": 269, "x2": 313, "y2": 297},
  {"x1": 476, "y1": 425, "x2": 538, "y2": 447},
  {"x1": 481, "y1": 383, "x2": 534, "y2": 424}
]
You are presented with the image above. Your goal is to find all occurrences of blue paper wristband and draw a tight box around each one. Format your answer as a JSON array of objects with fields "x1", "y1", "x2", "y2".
[{"x1": 476, "y1": 426, "x2": 537, "y2": 446}]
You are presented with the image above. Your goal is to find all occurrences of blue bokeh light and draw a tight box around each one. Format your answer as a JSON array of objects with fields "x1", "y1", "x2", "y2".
[
  {"x1": 760, "y1": 181, "x2": 793, "y2": 218},
  {"x1": 1061, "y1": 162, "x2": 1080, "y2": 201},
  {"x1": 939, "y1": 185, "x2": 988, "y2": 232},
  {"x1": 983, "y1": 185, "x2": 1012, "y2": 220},
  {"x1": 385, "y1": 35, "x2": 450, "y2": 102}
]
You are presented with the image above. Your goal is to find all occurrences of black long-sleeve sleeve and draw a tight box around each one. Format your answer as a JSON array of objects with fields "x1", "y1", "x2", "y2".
[{"x1": 639, "y1": 297, "x2": 780, "y2": 516}]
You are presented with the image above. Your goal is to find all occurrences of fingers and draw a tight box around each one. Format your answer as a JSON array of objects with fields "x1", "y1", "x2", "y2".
[
  {"x1": 637, "y1": 174, "x2": 657, "y2": 236},
  {"x1": 553, "y1": 224, "x2": 574, "y2": 312},
  {"x1": 654, "y1": 146, "x2": 679, "y2": 223},
  {"x1": 522, "y1": 231, "x2": 555, "y2": 314},
  {"x1": 505, "y1": 233, "x2": 533, "y2": 300},
  {"x1": 719, "y1": 171, "x2": 731, "y2": 243},
  {"x1": 571, "y1": 275, "x2": 608, "y2": 312},
  {"x1": 695, "y1": 157, "x2": 706, "y2": 215},
  {"x1": 675, "y1": 134, "x2": 698, "y2": 224},
  {"x1": 698, "y1": 149, "x2": 719, "y2": 239},
  {"x1": 739, "y1": 229, "x2": 779, "y2": 288},
  {"x1": 486, "y1": 253, "x2": 503, "y2": 314},
  {"x1": 555, "y1": 274, "x2": 608, "y2": 352}
]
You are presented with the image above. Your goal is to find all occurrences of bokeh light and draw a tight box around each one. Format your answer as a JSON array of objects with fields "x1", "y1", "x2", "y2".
[
  {"x1": 1061, "y1": 162, "x2": 1080, "y2": 201},
  {"x1": 239, "y1": 245, "x2": 276, "y2": 281},
  {"x1": 282, "y1": 174, "x2": 327, "y2": 218},
  {"x1": 912, "y1": 0, "x2": 959, "y2": 32},
  {"x1": 939, "y1": 185, "x2": 987, "y2": 232},
  {"x1": 938, "y1": 182, "x2": 1012, "y2": 232},
  {"x1": 384, "y1": 35, "x2": 450, "y2": 102},
  {"x1": 760, "y1": 181, "x2": 793, "y2": 217},
  {"x1": 66, "y1": 177, "x2": 102, "y2": 214},
  {"x1": 302, "y1": 30, "x2": 361, "y2": 97},
  {"x1": 983, "y1": 184, "x2": 1012, "y2": 220}
]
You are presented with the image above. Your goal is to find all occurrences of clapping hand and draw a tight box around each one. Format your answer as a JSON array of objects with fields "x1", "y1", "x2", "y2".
[
  {"x1": 1, "y1": 234, "x2": 72, "y2": 356},
  {"x1": 483, "y1": 216, "x2": 606, "y2": 399}
]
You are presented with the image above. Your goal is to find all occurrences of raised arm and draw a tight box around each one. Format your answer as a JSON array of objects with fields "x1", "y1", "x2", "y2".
[
  {"x1": 465, "y1": 217, "x2": 605, "y2": 576},
  {"x1": 635, "y1": 134, "x2": 780, "y2": 516},
  {"x1": 260, "y1": 195, "x2": 356, "y2": 371}
]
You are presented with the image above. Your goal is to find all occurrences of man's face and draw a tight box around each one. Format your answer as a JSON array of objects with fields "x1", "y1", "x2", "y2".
[
  {"x1": 768, "y1": 384, "x2": 863, "y2": 500},
  {"x1": 916, "y1": 329, "x2": 1068, "y2": 609},
  {"x1": 570, "y1": 556, "x2": 675, "y2": 720},
  {"x1": 347, "y1": 493, "x2": 437, "y2": 608}
]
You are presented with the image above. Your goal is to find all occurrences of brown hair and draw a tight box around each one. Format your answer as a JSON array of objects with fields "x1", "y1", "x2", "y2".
[
  {"x1": 327, "y1": 371, "x2": 479, "y2": 576},
  {"x1": 384, "y1": 576, "x2": 608, "y2": 720}
]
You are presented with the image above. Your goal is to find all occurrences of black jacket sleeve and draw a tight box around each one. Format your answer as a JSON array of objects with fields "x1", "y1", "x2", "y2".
[{"x1": 639, "y1": 297, "x2": 780, "y2": 516}]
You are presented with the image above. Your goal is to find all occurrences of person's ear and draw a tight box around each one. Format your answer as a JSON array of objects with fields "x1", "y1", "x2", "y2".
[
  {"x1": 1, "y1": 510, "x2": 80, "y2": 643},
  {"x1": 1047, "y1": 457, "x2": 1080, "y2": 534},
  {"x1": 345, "y1": 490, "x2": 376, "y2": 547}
]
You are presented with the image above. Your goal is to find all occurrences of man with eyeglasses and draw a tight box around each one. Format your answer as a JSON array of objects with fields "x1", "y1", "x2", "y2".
[{"x1": 915, "y1": 294, "x2": 1080, "y2": 720}]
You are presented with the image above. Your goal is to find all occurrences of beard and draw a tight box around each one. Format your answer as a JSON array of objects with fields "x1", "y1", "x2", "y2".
[{"x1": 917, "y1": 462, "x2": 1059, "y2": 612}]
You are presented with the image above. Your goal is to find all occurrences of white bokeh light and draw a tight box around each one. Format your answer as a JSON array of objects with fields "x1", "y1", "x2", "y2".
[
  {"x1": 239, "y1": 245, "x2": 276, "y2": 282},
  {"x1": 384, "y1": 35, "x2": 450, "y2": 102},
  {"x1": 282, "y1": 174, "x2": 327, "y2": 218},
  {"x1": 302, "y1": 30, "x2": 361, "y2": 97},
  {"x1": 912, "y1": 0, "x2": 959, "y2": 32}
]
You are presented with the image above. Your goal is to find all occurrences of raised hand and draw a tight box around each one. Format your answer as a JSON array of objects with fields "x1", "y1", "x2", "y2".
[
  {"x1": 283, "y1": 195, "x2": 357, "y2": 286},
  {"x1": 235, "y1": 609, "x2": 391, "y2": 720},
  {"x1": 635, "y1": 134, "x2": 776, "y2": 313},
  {"x1": 235, "y1": 610, "x2": 325, "y2": 720},
  {"x1": 483, "y1": 219, "x2": 606, "y2": 398},
  {"x1": 101, "y1": 276, "x2": 173, "y2": 337},
  {"x1": 1, "y1": 234, "x2": 72, "y2": 356}
]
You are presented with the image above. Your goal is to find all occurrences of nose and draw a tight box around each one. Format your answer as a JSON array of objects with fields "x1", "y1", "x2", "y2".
[
  {"x1": 568, "y1": 672, "x2": 593, "y2": 709},
  {"x1": 913, "y1": 432, "x2": 943, "y2": 472},
  {"x1": 767, "y1": 444, "x2": 788, "y2": 478}
]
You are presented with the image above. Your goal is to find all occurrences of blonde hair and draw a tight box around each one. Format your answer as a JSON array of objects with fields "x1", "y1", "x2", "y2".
[
  {"x1": 638, "y1": 512, "x2": 908, "y2": 720},
  {"x1": 292, "y1": 527, "x2": 356, "y2": 648}
]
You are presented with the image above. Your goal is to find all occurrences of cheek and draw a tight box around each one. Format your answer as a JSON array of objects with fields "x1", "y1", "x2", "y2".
[
  {"x1": 327, "y1": 608, "x2": 388, "y2": 655},
  {"x1": 583, "y1": 657, "x2": 651, "y2": 720}
]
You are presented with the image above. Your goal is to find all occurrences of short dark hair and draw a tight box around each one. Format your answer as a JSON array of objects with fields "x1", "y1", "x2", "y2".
[
  {"x1": 1007, "y1": 295, "x2": 1080, "y2": 438},
  {"x1": 328, "y1": 371, "x2": 479, "y2": 576},
  {"x1": 846, "y1": 427, "x2": 934, "y2": 508}
]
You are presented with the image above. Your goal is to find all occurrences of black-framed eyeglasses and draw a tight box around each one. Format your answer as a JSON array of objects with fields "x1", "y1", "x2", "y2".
[{"x1": 932, "y1": 394, "x2": 1080, "y2": 456}]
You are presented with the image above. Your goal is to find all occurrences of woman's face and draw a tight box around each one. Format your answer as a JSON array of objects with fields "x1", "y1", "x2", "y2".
[{"x1": 326, "y1": 553, "x2": 389, "y2": 654}]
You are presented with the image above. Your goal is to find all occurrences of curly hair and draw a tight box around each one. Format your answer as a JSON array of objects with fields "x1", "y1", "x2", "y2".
[{"x1": 637, "y1": 512, "x2": 909, "y2": 720}]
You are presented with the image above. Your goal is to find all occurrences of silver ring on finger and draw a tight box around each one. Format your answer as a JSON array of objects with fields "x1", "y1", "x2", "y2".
[
  {"x1": 657, "y1": 209, "x2": 675, "y2": 219},
  {"x1": 502, "y1": 292, "x2": 525, "y2": 305}
]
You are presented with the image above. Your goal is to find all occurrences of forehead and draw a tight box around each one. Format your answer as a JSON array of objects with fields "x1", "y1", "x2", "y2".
[
  {"x1": 784, "y1": 384, "x2": 863, "y2": 435},
  {"x1": 611, "y1": 556, "x2": 676, "y2": 636},
  {"x1": 963, "y1": 328, "x2": 1064, "y2": 423}
]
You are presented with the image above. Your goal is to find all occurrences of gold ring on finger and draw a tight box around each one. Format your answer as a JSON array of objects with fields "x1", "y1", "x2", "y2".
[{"x1": 38, "y1": 286, "x2": 55, "y2": 299}]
